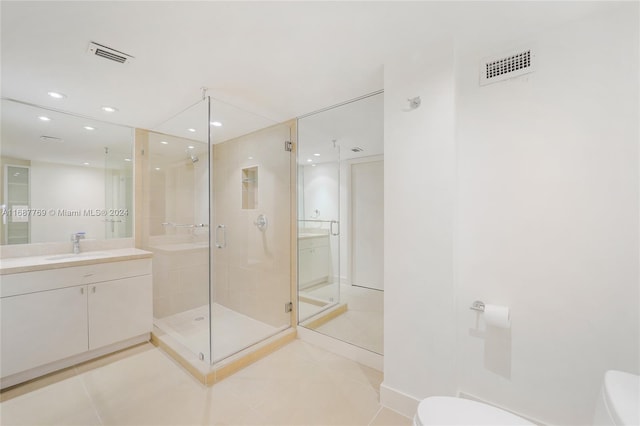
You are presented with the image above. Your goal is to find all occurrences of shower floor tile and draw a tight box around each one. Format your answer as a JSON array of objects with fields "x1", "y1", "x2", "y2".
[{"x1": 155, "y1": 303, "x2": 285, "y2": 362}]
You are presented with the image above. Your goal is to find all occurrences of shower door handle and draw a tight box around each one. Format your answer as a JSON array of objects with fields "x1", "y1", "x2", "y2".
[{"x1": 215, "y1": 224, "x2": 227, "y2": 249}]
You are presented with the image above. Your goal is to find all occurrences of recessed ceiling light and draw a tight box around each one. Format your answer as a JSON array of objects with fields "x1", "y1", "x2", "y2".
[
  {"x1": 210, "y1": 121, "x2": 222, "y2": 127},
  {"x1": 160, "y1": 141, "x2": 169, "y2": 145},
  {"x1": 124, "y1": 158, "x2": 132, "y2": 162},
  {"x1": 313, "y1": 153, "x2": 321, "y2": 157},
  {"x1": 83, "y1": 126, "x2": 95, "y2": 131},
  {"x1": 47, "y1": 91, "x2": 66, "y2": 99},
  {"x1": 101, "y1": 106, "x2": 118, "y2": 113},
  {"x1": 38, "y1": 116, "x2": 51, "y2": 122},
  {"x1": 83, "y1": 162, "x2": 90, "y2": 166},
  {"x1": 311, "y1": 164, "x2": 316, "y2": 167},
  {"x1": 155, "y1": 167, "x2": 161, "y2": 171},
  {"x1": 187, "y1": 128, "x2": 196, "y2": 133},
  {"x1": 307, "y1": 159, "x2": 313, "y2": 162},
  {"x1": 187, "y1": 145, "x2": 195, "y2": 149},
  {"x1": 248, "y1": 156, "x2": 253, "y2": 160}
]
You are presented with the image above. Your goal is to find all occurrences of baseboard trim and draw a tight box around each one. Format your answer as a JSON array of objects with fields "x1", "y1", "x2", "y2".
[{"x1": 379, "y1": 382, "x2": 421, "y2": 419}]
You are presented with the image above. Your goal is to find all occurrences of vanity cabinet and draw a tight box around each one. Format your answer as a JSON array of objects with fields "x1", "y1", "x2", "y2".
[
  {"x1": 88, "y1": 275, "x2": 152, "y2": 350},
  {"x1": 298, "y1": 235, "x2": 330, "y2": 289},
  {"x1": 0, "y1": 258, "x2": 152, "y2": 381},
  {"x1": 1, "y1": 286, "x2": 89, "y2": 378}
]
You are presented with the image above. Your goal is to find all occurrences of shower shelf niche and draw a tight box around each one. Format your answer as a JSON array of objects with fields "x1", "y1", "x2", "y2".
[{"x1": 242, "y1": 166, "x2": 258, "y2": 209}]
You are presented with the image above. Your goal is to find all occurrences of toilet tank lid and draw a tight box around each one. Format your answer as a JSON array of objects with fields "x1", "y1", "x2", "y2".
[
  {"x1": 416, "y1": 397, "x2": 534, "y2": 426},
  {"x1": 603, "y1": 370, "x2": 640, "y2": 426}
]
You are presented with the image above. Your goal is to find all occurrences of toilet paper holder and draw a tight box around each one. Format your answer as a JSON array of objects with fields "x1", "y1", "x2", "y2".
[{"x1": 469, "y1": 301, "x2": 485, "y2": 312}]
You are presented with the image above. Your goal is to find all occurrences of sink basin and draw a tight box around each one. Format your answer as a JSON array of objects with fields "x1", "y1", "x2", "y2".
[{"x1": 45, "y1": 252, "x2": 108, "y2": 261}]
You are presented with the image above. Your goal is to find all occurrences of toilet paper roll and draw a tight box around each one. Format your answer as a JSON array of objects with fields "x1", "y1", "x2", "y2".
[{"x1": 483, "y1": 304, "x2": 511, "y2": 329}]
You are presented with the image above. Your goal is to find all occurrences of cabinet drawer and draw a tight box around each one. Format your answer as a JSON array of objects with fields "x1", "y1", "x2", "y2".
[
  {"x1": 298, "y1": 236, "x2": 329, "y2": 250},
  {"x1": 1, "y1": 259, "x2": 152, "y2": 298}
]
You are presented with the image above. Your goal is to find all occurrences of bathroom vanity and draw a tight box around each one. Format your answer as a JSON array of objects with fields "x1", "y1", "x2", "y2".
[
  {"x1": 0, "y1": 248, "x2": 153, "y2": 388},
  {"x1": 298, "y1": 233, "x2": 330, "y2": 290}
]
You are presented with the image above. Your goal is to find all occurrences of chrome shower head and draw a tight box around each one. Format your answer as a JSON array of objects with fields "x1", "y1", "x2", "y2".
[{"x1": 185, "y1": 148, "x2": 199, "y2": 164}]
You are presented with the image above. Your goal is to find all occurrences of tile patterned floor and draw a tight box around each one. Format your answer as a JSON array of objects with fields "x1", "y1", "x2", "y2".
[{"x1": 0, "y1": 340, "x2": 411, "y2": 426}]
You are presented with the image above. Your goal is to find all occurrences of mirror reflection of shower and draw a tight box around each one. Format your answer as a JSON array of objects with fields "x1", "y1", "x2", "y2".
[{"x1": 297, "y1": 91, "x2": 384, "y2": 355}]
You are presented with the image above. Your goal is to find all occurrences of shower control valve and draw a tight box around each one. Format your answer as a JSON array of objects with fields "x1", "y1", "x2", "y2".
[{"x1": 254, "y1": 214, "x2": 268, "y2": 231}]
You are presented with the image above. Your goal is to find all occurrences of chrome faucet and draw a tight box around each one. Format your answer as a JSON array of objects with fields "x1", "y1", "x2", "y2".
[{"x1": 71, "y1": 232, "x2": 85, "y2": 254}]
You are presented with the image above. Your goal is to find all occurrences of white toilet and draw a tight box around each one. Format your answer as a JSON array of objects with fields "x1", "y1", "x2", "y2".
[
  {"x1": 593, "y1": 370, "x2": 639, "y2": 426},
  {"x1": 414, "y1": 370, "x2": 639, "y2": 426},
  {"x1": 413, "y1": 396, "x2": 533, "y2": 426}
]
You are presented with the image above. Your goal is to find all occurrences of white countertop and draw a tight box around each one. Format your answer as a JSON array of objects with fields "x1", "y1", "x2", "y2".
[{"x1": 0, "y1": 248, "x2": 153, "y2": 275}]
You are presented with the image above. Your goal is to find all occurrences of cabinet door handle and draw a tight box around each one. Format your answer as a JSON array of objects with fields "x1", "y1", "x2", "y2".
[
  {"x1": 92, "y1": 286, "x2": 96, "y2": 293},
  {"x1": 80, "y1": 287, "x2": 84, "y2": 295}
]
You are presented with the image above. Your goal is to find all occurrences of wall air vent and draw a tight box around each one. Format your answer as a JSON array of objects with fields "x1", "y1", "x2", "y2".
[
  {"x1": 480, "y1": 48, "x2": 535, "y2": 86},
  {"x1": 87, "y1": 42, "x2": 134, "y2": 64}
]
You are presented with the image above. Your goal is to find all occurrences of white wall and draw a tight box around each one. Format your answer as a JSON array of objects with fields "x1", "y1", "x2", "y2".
[
  {"x1": 454, "y1": 8, "x2": 639, "y2": 425},
  {"x1": 381, "y1": 6, "x2": 639, "y2": 425},
  {"x1": 382, "y1": 41, "x2": 457, "y2": 409},
  {"x1": 30, "y1": 161, "x2": 105, "y2": 243}
]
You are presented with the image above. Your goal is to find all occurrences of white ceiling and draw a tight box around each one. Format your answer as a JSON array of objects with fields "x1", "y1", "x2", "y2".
[{"x1": 1, "y1": 1, "x2": 614, "y2": 132}]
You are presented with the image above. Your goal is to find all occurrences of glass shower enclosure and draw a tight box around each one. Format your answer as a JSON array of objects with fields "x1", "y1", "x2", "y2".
[
  {"x1": 144, "y1": 97, "x2": 293, "y2": 367},
  {"x1": 296, "y1": 91, "x2": 384, "y2": 355}
]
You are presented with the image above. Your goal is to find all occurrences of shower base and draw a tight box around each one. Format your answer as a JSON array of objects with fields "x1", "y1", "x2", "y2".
[{"x1": 154, "y1": 303, "x2": 288, "y2": 363}]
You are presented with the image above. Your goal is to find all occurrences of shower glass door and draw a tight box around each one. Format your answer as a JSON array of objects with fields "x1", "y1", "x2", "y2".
[
  {"x1": 145, "y1": 98, "x2": 212, "y2": 364},
  {"x1": 210, "y1": 99, "x2": 292, "y2": 363}
]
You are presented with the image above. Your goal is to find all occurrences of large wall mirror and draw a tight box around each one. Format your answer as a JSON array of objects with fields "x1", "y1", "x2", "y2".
[
  {"x1": 297, "y1": 91, "x2": 384, "y2": 354},
  {"x1": 0, "y1": 99, "x2": 133, "y2": 245}
]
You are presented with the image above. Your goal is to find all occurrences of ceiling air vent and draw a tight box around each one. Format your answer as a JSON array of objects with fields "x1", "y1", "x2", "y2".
[
  {"x1": 480, "y1": 48, "x2": 535, "y2": 86},
  {"x1": 351, "y1": 147, "x2": 364, "y2": 153},
  {"x1": 87, "y1": 42, "x2": 134, "y2": 64}
]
